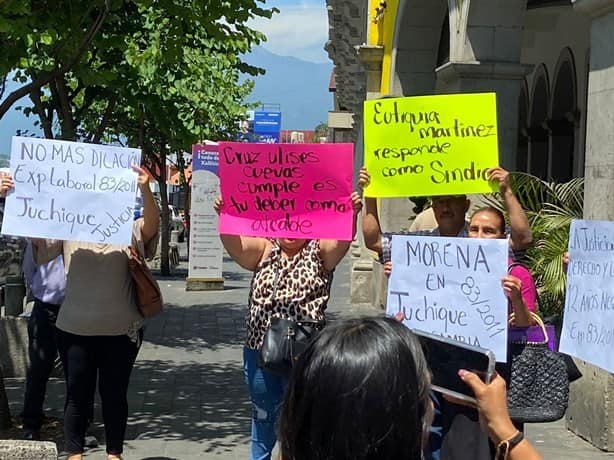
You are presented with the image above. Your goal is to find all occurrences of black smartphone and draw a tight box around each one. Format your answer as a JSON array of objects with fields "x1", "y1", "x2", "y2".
[{"x1": 413, "y1": 329, "x2": 496, "y2": 404}]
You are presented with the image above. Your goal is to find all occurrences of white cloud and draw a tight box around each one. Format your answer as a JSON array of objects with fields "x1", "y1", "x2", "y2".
[{"x1": 250, "y1": 3, "x2": 329, "y2": 63}]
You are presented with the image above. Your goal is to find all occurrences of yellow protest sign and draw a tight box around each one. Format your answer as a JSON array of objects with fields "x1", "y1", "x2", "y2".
[{"x1": 363, "y1": 93, "x2": 499, "y2": 197}]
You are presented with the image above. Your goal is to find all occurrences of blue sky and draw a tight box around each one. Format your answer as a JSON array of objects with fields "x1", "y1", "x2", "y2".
[
  {"x1": 250, "y1": 0, "x2": 329, "y2": 63},
  {"x1": 0, "y1": 1, "x2": 330, "y2": 154}
]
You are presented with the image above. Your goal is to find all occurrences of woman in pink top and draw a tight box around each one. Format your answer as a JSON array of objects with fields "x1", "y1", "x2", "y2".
[
  {"x1": 468, "y1": 203, "x2": 537, "y2": 327},
  {"x1": 441, "y1": 170, "x2": 537, "y2": 460}
]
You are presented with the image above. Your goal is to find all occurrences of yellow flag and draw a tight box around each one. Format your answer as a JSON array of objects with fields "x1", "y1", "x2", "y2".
[{"x1": 363, "y1": 93, "x2": 499, "y2": 197}]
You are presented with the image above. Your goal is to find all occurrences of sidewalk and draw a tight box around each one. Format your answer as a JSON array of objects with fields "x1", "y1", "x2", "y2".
[{"x1": 4, "y1": 250, "x2": 614, "y2": 459}]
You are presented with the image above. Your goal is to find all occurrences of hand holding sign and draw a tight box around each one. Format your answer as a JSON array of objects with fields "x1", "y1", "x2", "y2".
[
  {"x1": 132, "y1": 164, "x2": 150, "y2": 190},
  {"x1": 487, "y1": 167, "x2": 511, "y2": 195},
  {"x1": 0, "y1": 174, "x2": 14, "y2": 197}
]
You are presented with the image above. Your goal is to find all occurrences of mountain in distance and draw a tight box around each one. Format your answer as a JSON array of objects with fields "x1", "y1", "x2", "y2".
[
  {"x1": 244, "y1": 46, "x2": 333, "y2": 130},
  {"x1": 0, "y1": 46, "x2": 333, "y2": 155}
]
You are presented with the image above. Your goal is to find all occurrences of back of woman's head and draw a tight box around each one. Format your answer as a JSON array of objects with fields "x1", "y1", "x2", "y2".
[{"x1": 279, "y1": 316, "x2": 430, "y2": 460}]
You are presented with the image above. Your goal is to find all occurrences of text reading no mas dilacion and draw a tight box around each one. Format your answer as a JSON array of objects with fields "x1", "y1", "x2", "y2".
[{"x1": 20, "y1": 141, "x2": 139, "y2": 169}]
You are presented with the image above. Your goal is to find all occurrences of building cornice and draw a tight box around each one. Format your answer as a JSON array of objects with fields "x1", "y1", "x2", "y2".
[{"x1": 573, "y1": 0, "x2": 614, "y2": 17}]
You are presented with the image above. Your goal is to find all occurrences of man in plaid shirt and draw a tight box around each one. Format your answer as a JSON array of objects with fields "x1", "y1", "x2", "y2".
[{"x1": 358, "y1": 167, "x2": 532, "y2": 264}]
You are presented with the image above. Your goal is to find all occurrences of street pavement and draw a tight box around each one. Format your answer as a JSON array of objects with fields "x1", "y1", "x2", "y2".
[{"x1": 4, "y1": 248, "x2": 614, "y2": 459}]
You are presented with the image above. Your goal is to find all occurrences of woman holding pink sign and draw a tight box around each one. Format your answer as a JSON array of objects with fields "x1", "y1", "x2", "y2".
[{"x1": 214, "y1": 191, "x2": 362, "y2": 460}]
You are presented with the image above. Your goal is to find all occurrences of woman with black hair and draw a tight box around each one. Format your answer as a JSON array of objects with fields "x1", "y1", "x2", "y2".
[{"x1": 279, "y1": 316, "x2": 542, "y2": 460}]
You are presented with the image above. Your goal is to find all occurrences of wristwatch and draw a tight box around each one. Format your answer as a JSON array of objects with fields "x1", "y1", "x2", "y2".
[{"x1": 496, "y1": 431, "x2": 524, "y2": 460}]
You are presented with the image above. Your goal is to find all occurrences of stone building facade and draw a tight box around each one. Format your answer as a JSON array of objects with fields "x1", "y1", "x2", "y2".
[{"x1": 327, "y1": 0, "x2": 614, "y2": 451}]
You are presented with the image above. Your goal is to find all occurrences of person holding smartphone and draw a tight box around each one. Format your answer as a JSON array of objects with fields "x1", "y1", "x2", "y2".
[{"x1": 279, "y1": 316, "x2": 542, "y2": 460}]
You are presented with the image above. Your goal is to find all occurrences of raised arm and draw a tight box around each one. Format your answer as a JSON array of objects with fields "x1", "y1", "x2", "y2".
[
  {"x1": 214, "y1": 196, "x2": 268, "y2": 271},
  {"x1": 358, "y1": 167, "x2": 383, "y2": 253},
  {"x1": 504, "y1": 275, "x2": 533, "y2": 327},
  {"x1": 320, "y1": 192, "x2": 362, "y2": 271},
  {"x1": 488, "y1": 168, "x2": 532, "y2": 251},
  {"x1": 133, "y1": 165, "x2": 159, "y2": 245}
]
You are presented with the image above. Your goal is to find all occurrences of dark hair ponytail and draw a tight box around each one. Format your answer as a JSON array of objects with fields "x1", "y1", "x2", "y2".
[{"x1": 279, "y1": 316, "x2": 430, "y2": 460}]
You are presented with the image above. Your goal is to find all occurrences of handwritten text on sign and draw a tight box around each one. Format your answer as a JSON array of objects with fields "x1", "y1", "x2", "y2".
[
  {"x1": 218, "y1": 142, "x2": 354, "y2": 240},
  {"x1": 560, "y1": 220, "x2": 614, "y2": 373},
  {"x1": 1, "y1": 137, "x2": 140, "y2": 245},
  {"x1": 387, "y1": 235, "x2": 509, "y2": 361},
  {"x1": 363, "y1": 93, "x2": 499, "y2": 198}
]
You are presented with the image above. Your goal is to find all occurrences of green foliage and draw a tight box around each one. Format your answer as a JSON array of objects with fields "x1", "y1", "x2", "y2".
[
  {"x1": 312, "y1": 121, "x2": 328, "y2": 142},
  {"x1": 0, "y1": 1, "x2": 277, "y2": 144},
  {"x1": 1, "y1": 0, "x2": 278, "y2": 276},
  {"x1": 484, "y1": 173, "x2": 584, "y2": 316}
]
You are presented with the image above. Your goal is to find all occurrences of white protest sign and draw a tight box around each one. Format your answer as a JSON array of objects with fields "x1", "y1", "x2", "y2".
[
  {"x1": 1, "y1": 137, "x2": 141, "y2": 245},
  {"x1": 560, "y1": 220, "x2": 614, "y2": 373},
  {"x1": 387, "y1": 235, "x2": 509, "y2": 361},
  {"x1": 188, "y1": 144, "x2": 223, "y2": 280}
]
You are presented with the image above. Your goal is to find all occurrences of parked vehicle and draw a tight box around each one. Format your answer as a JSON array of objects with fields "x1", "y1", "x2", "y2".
[{"x1": 168, "y1": 205, "x2": 185, "y2": 241}]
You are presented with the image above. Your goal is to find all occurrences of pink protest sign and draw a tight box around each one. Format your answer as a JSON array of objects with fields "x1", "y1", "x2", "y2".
[{"x1": 219, "y1": 142, "x2": 354, "y2": 240}]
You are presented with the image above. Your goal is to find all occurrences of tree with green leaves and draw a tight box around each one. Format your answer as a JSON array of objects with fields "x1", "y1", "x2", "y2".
[
  {"x1": 1, "y1": 0, "x2": 276, "y2": 274},
  {"x1": 0, "y1": 0, "x2": 277, "y2": 425},
  {"x1": 312, "y1": 121, "x2": 328, "y2": 142},
  {"x1": 0, "y1": 0, "x2": 113, "y2": 122}
]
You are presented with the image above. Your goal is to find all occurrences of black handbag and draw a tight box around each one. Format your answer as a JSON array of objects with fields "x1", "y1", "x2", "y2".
[
  {"x1": 258, "y1": 317, "x2": 323, "y2": 376},
  {"x1": 256, "y1": 260, "x2": 326, "y2": 376},
  {"x1": 504, "y1": 313, "x2": 569, "y2": 423}
]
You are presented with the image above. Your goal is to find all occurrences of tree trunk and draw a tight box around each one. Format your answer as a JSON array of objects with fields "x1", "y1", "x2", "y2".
[
  {"x1": 158, "y1": 148, "x2": 170, "y2": 276},
  {"x1": 178, "y1": 153, "x2": 190, "y2": 258},
  {"x1": 183, "y1": 185, "x2": 191, "y2": 259},
  {"x1": 0, "y1": 365, "x2": 12, "y2": 430}
]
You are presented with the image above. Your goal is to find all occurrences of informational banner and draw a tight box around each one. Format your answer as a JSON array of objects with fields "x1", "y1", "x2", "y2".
[
  {"x1": 363, "y1": 93, "x2": 499, "y2": 197},
  {"x1": 2, "y1": 137, "x2": 140, "y2": 245},
  {"x1": 219, "y1": 142, "x2": 354, "y2": 240},
  {"x1": 387, "y1": 234, "x2": 509, "y2": 361},
  {"x1": 560, "y1": 220, "x2": 614, "y2": 373},
  {"x1": 189, "y1": 143, "x2": 223, "y2": 280},
  {"x1": 253, "y1": 111, "x2": 282, "y2": 144}
]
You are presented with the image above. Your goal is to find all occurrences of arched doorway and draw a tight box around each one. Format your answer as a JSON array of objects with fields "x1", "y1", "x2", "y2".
[
  {"x1": 517, "y1": 79, "x2": 530, "y2": 172},
  {"x1": 528, "y1": 66, "x2": 550, "y2": 179},
  {"x1": 549, "y1": 48, "x2": 577, "y2": 182},
  {"x1": 390, "y1": 0, "x2": 449, "y2": 95}
]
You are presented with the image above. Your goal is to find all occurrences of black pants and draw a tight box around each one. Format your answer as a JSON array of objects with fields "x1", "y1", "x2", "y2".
[
  {"x1": 22, "y1": 299, "x2": 61, "y2": 431},
  {"x1": 56, "y1": 328, "x2": 141, "y2": 455}
]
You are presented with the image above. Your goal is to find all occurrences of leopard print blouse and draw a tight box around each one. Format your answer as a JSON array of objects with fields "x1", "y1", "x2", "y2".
[{"x1": 246, "y1": 239, "x2": 330, "y2": 350}]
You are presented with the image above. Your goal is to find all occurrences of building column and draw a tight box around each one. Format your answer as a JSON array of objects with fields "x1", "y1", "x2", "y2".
[
  {"x1": 436, "y1": 62, "x2": 530, "y2": 170},
  {"x1": 434, "y1": 0, "x2": 529, "y2": 170},
  {"x1": 349, "y1": 45, "x2": 384, "y2": 305},
  {"x1": 565, "y1": 0, "x2": 614, "y2": 450}
]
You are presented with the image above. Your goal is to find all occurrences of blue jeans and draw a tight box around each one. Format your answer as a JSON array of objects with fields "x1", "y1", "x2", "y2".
[
  {"x1": 243, "y1": 347, "x2": 289, "y2": 460},
  {"x1": 426, "y1": 392, "x2": 443, "y2": 460}
]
